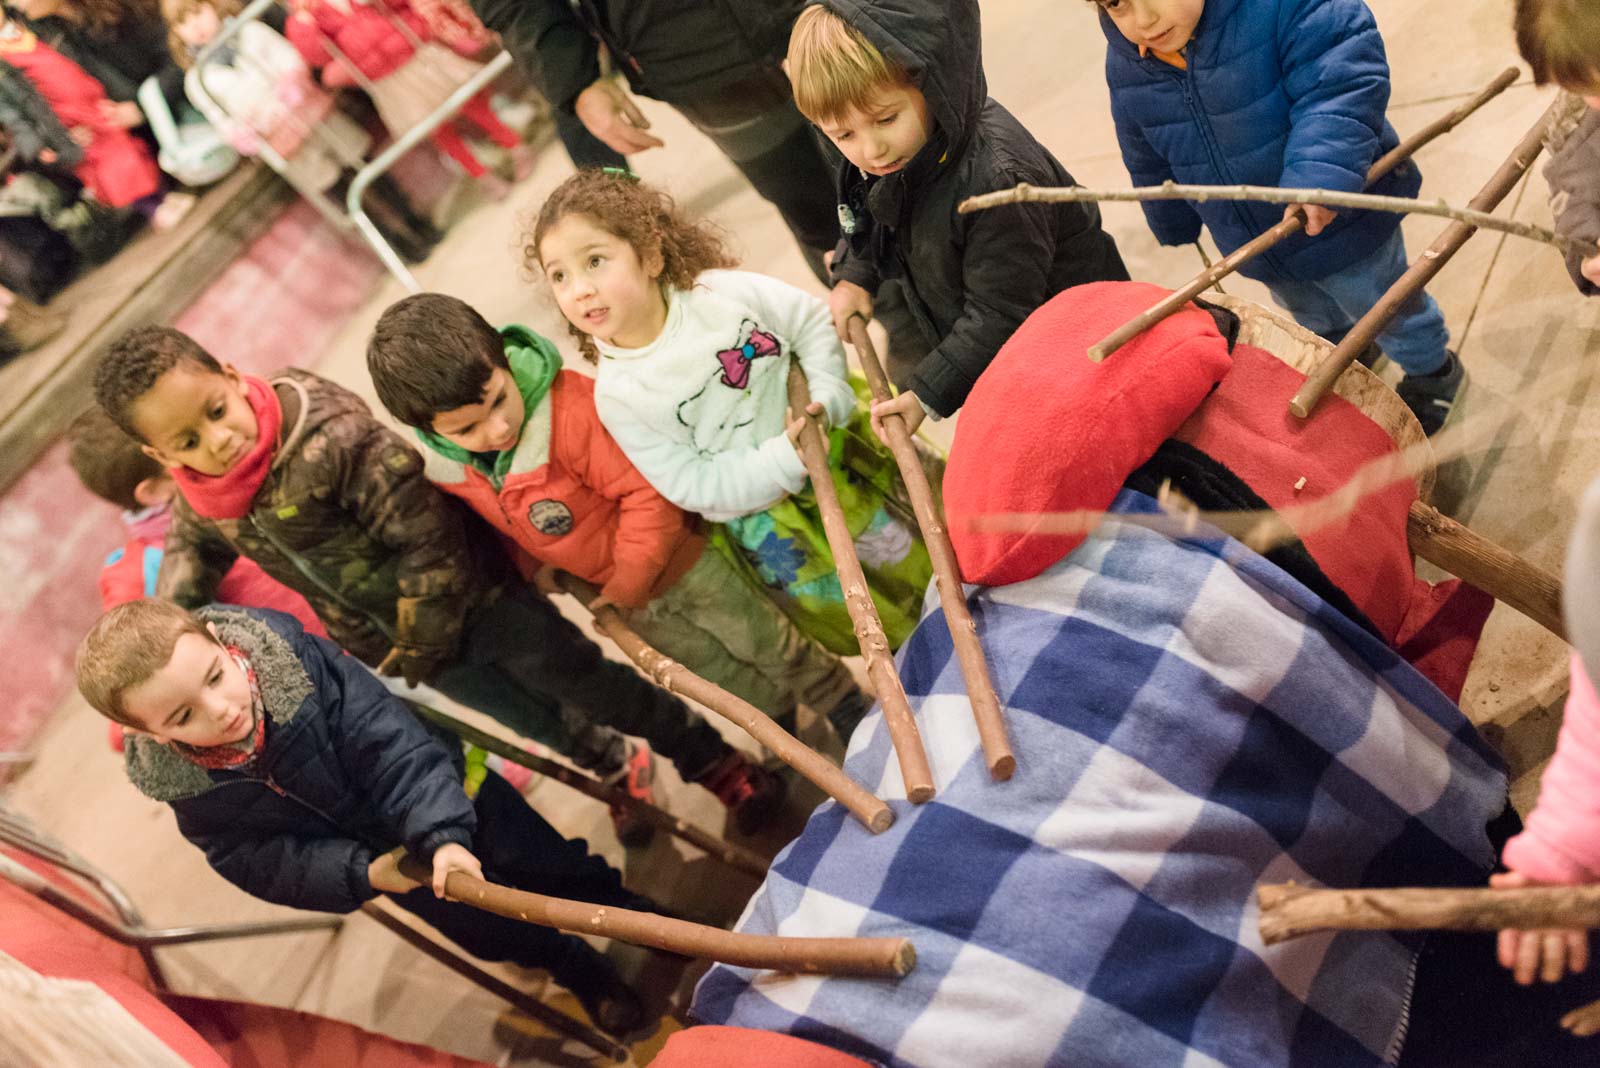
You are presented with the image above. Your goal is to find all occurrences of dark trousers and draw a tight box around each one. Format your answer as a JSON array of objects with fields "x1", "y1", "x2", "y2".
[
  {"x1": 554, "y1": 107, "x2": 628, "y2": 171},
  {"x1": 430, "y1": 584, "x2": 730, "y2": 779},
  {"x1": 389, "y1": 771, "x2": 651, "y2": 998}
]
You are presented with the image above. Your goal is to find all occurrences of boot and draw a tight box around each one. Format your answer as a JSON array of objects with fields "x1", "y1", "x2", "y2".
[
  {"x1": 695, "y1": 751, "x2": 787, "y2": 835},
  {"x1": 4, "y1": 295, "x2": 67, "y2": 352},
  {"x1": 1396, "y1": 350, "x2": 1464, "y2": 437},
  {"x1": 597, "y1": 739, "x2": 658, "y2": 849}
]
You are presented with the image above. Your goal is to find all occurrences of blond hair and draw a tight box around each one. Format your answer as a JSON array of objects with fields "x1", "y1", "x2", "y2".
[
  {"x1": 161, "y1": 0, "x2": 238, "y2": 68},
  {"x1": 76, "y1": 600, "x2": 213, "y2": 726},
  {"x1": 787, "y1": 4, "x2": 912, "y2": 124}
]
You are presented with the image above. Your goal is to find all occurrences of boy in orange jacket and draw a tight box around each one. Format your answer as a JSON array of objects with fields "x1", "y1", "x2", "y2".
[{"x1": 367, "y1": 294, "x2": 872, "y2": 755}]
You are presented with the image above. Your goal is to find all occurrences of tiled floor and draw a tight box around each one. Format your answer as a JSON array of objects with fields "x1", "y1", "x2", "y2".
[{"x1": 4, "y1": 1, "x2": 1593, "y2": 1063}]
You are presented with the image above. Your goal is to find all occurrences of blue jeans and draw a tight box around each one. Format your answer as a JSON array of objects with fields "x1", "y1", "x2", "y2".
[{"x1": 1263, "y1": 225, "x2": 1449, "y2": 376}]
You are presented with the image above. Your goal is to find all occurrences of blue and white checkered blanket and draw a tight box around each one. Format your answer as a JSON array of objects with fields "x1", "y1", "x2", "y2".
[{"x1": 693, "y1": 491, "x2": 1508, "y2": 1068}]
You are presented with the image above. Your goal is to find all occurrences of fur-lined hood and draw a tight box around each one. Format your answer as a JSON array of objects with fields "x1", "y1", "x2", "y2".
[{"x1": 123, "y1": 607, "x2": 313, "y2": 803}]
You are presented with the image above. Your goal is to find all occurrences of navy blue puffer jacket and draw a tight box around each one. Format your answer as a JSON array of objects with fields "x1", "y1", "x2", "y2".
[{"x1": 1101, "y1": 0, "x2": 1420, "y2": 283}]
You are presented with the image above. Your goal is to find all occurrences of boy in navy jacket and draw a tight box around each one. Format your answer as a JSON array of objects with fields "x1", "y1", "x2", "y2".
[
  {"x1": 75, "y1": 598, "x2": 656, "y2": 1035},
  {"x1": 1096, "y1": 0, "x2": 1462, "y2": 434}
]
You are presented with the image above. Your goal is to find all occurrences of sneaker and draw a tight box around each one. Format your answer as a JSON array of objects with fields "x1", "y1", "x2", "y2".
[
  {"x1": 1396, "y1": 350, "x2": 1464, "y2": 436},
  {"x1": 600, "y1": 741, "x2": 657, "y2": 848},
  {"x1": 697, "y1": 752, "x2": 788, "y2": 835}
]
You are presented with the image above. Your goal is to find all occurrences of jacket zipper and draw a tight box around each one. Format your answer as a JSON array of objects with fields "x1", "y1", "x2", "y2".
[
  {"x1": 245, "y1": 512, "x2": 398, "y2": 643},
  {"x1": 570, "y1": 0, "x2": 642, "y2": 77}
]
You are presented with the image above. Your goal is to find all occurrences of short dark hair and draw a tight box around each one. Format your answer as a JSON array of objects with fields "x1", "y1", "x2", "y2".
[
  {"x1": 1515, "y1": 0, "x2": 1600, "y2": 86},
  {"x1": 67, "y1": 406, "x2": 165, "y2": 511},
  {"x1": 367, "y1": 293, "x2": 508, "y2": 429},
  {"x1": 94, "y1": 327, "x2": 223, "y2": 440}
]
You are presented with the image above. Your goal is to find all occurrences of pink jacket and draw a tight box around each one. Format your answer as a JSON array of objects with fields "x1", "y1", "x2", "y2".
[{"x1": 1502, "y1": 654, "x2": 1600, "y2": 883}]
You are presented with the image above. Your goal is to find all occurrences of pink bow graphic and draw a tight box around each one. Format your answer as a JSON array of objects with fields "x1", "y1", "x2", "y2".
[{"x1": 716, "y1": 327, "x2": 781, "y2": 389}]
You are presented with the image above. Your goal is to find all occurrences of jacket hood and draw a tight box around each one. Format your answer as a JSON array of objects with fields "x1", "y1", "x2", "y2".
[
  {"x1": 1098, "y1": 0, "x2": 1244, "y2": 62},
  {"x1": 124, "y1": 607, "x2": 314, "y2": 803},
  {"x1": 272, "y1": 368, "x2": 372, "y2": 465},
  {"x1": 822, "y1": 0, "x2": 984, "y2": 157}
]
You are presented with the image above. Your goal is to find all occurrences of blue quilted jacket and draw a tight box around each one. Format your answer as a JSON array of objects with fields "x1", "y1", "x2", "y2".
[{"x1": 1100, "y1": 0, "x2": 1420, "y2": 283}]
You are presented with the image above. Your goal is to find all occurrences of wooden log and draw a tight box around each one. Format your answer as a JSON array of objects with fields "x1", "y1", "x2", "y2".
[
  {"x1": 553, "y1": 571, "x2": 895, "y2": 833},
  {"x1": 846, "y1": 318, "x2": 1014, "y2": 781},
  {"x1": 1257, "y1": 882, "x2": 1600, "y2": 945},
  {"x1": 403, "y1": 701, "x2": 770, "y2": 879},
  {"x1": 398, "y1": 859, "x2": 917, "y2": 978},
  {"x1": 1408, "y1": 501, "x2": 1566, "y2": 640},
  {"x1": 1087, "y1": 67, "x2": 1520, "y2": 364},
  {"x1": 787, "y1": 364, "x2": 937, "y2": 804},
  {"x1": 1289, "y1": 97, "x2": 1562, "y2": 419}
]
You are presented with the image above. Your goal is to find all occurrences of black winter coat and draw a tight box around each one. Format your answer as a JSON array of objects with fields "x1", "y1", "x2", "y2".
[
  {"x1": 123, "y1": 607, "x2": 476, "y2": 913},
  {"x1": 825, "y1": 0, "x2": 1128, "y2": 417},
  {"x1": 465, "y1": 0, "x2": 803, "y2": 110}
]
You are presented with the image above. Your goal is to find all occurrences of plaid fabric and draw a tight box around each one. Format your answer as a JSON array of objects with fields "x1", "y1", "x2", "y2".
[{"x1": 693, "y1": 491, "x2": 1508, "y2": 1068}]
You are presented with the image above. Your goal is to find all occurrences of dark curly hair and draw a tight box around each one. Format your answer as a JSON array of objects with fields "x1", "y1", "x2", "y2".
[
  {"x1": 526, "y1": 168, "x2": 736, "y2": 361},
  {"x1": 94, "y1": 326, "x2": 222, "y2": 441}
]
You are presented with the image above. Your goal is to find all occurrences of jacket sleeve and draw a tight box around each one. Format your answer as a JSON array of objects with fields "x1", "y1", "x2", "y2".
[
  {"x1": 176, "y1": 802, "x2": 379, "y2": 913},
  {"x1": 1274, "y1": 0, "x2": 1390, "y2": 195},
  {"x1": 1110, "y1": 90, "x2": 1202, "y2": 246},
  {"x1": 285, "y1": 11, "x2": 333, "y2": 69},
  {"x1": 1544, "y1": 101, "x2": 1600, "y2": 296},
  {"x1": 329, "y1": 415, "x2": 474, "y2": 659},
  {"x1": 154, "y1": 501, "x2": 238, "y2": 609},
  {"x1": 831, "y1": 235, "x2": 884, "y2": 294},
  {"x1": 0, "y1": 63, "x2": 81, "y2": 166},
  {"x1": 465, "y1": 0, "x2": 600, "y2": 111},
  {"x1": 716, "y1": 271, "x2": 857, "y2": 427}
]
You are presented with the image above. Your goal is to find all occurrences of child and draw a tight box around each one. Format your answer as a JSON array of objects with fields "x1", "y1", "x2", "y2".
[
  {"x1": 91, "y1": 326, "x2": 783, "y2": 838},
  {"x1": 163, "y1": 0, "x2": 441, "y2": 263},
  {"x1": 785, "y1": 0, "x2": 1128, "y2": 439},
  {"x1": 284, "y1": 0, "x2": 531, "y2": 187},
  {"x1": 366, "y1": 292, "x2": 873, "y2": 743},
  {"x1": 529, "y1": 169, "x2": 932, "y2": 654},
  {"x1": 75, "y1": 598, "x2": 655, "y2": 1034},
  {"x1": 1091, "y1": 0, "x2": 1462, "y2": 435},
  {"x1": 1515, "y1": 0, "x2": 1600, "y2": 296}
]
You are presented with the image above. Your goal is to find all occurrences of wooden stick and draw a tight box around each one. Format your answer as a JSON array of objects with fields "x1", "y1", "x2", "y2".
[
  {"x1": 553, "y1": 571, "x2": 895, "y2": 832},
  {"x1": 787, "y1": 364, "x2": 936, "y2": 804},
  {"x1": 1084, "y1": 67, "x2": 1521, "y2": 363},
  {"x1": 403, "y1": 701, "x2": 770, "y2": 878},
  {"x1": 1257, "y1": 882, "x2": 1600, "y2": 945},
  {"x1": 1407, "y1": 501, "x2": 1566, "y2": 639},
  {"x1": 1289, "y1": 98, "x2": 1562, "y2": 419},
  {"x1": 846, "y1": 318, "x2": 1014, "y2": 781},
  {"x1": 399, "y1": 859, "x2": 917, "y2": 977},
  {"x1": 957, "y1": 181, "x2": 1570, "y2": 253}
]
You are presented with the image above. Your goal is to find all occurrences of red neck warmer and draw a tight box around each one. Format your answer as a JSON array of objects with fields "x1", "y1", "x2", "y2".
[{"x1": 171, "y1": 375, "x2": 283, "y2": 520}]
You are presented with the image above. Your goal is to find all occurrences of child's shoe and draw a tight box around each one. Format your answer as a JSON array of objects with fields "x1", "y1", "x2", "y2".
[
  {"x1": 696, "y1": 751, "x2": 787, "y2": 835},
  {"x1": 1396, "y1": 350, "x2": 1464, "y2": 436},
  {"x1": 600, "y1": 740, "x2": 657, "y2": 848}
]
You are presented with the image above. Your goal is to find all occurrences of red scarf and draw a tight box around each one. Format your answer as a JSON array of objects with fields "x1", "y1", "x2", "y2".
[
  {"x1": 171, "y1": 375, "x2": 283, "y2": 520},
  {"x1": 173, "y1": 646, "x2": 267, "y2": 770}
]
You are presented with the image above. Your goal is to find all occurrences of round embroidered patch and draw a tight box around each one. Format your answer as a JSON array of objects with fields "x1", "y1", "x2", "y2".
[{"x1": 527, "y1": 499, "x2": 574, "y2": 536}]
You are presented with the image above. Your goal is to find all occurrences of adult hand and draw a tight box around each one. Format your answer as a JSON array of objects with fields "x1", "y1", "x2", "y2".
[
  {"x1": 574, "y1": 78, "x2": 663, "y2": 155},
  {"x1": 870, "y1": 390, "x2": 925, "y2": 443},
  {"x1": 828, "y1": 282, "x2": 873, "y2": 341},
  {"x1": 430, "y1": 842, "x2": 484, "y2": 898},
  {"x1": 1491, "y1": 871, "x2": 1591, "y2": 985},
  {"x1": 1286, "y1": 203, "x2": 1337, "y2": 236},
  {"x1": 366, "y1": 847, "x2": 424, "y2": 895}
]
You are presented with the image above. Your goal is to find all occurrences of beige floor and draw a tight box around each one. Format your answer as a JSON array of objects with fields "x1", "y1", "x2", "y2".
[{"x1": 5, "y1": 1, "x2": 1593, "y2": 1064}]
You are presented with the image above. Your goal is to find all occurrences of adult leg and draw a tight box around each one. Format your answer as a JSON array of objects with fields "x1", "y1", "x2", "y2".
[{"x1": 554, "y1": 108, "x2": 628, "y2": 171}]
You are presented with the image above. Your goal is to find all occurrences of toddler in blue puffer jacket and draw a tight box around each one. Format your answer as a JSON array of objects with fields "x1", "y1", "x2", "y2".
[{"x1": 1094, "y1": 0, "x2": 1462, "y2": 435}]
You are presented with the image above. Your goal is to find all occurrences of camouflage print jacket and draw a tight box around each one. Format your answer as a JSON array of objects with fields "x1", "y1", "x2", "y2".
[{"x1": 156, "y1": 368, "x2": 498, "y2": 669}]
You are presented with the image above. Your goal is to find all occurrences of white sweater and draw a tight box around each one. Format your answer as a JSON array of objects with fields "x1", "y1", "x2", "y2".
[{"x1": 593, "y1": 270, "x2": 857, "y2": 522}]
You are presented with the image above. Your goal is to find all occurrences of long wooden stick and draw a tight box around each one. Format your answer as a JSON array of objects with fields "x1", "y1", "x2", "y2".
[
  {"x1": 1289, "y1": 98, "x2": 1562, "y2": 419},
  {"x1": 958, "y1": 181, "x2": 1570, "y2": 253},
  {"x1": 1085, "y1": 67, "x2": 1520, "y2": 363},
  {"x1": 403, "y1": 700, "x2": 770, "y2": 878},
  {"x1": 787, "y1": 365, "x2": 936, "y2": 804},
  {"x1": 397, "y1": 858, "x2": 917, "y2": 977},
  {"x1": 846, "y1": 318, "x2": 1013, "y2": 781},
  {"x1": 1257, "y1": 882, "x2": 1600, "y2": 945},
  {"x1": 1408, "y1": 501, "x2": 1566, "y2": 639},
  {"x1": 553, "y1": 571, "x2": 895, "y2": 832}
]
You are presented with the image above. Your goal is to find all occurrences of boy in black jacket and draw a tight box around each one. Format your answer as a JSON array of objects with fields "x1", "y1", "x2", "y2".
[
  {"x1": 75, "y1": 598, "x2": 656, "y2": 1034},
  {"x1": 787, "y1": 0, "x2": 1128, "y2": 439}
]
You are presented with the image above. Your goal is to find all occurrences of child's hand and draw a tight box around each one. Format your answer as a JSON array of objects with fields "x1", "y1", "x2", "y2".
[
  {"x1": 38, "y1": 148, "x2": 56, "y2": 164},
  {"x1": 366, "y1": 847, "x2": 424, "y2": 895},
  {"x1": 870, "y1": 390, "x2": 926, "y2": 443},
  {"x1": 430, "y1": 842, "x2": 483, "y2": 898},
  {"x1": 99, "y1": 99, "x2": 144, "y2": 129},
  {"x1": 68, "y1": 125, "x2": 93, "y2": 148},
  {"x1": 1286, "y1": 203, "x2": 1337, "y2": 236},
  {"x1": 1491, "y1": 871, "x2": 1591, "y2": 985},
  {"x1": 587, "y1": 593, "x2": 631, "y2": 622},
  {"x1": 1582, "y1": 252, "x2": 1600, "y2": 289},
  {"x1": 785, "y1": 401, "x2": 827, "y2": 454},
  {"x1": 829, "y1": 281, "x2": 873, "y2": 341}
]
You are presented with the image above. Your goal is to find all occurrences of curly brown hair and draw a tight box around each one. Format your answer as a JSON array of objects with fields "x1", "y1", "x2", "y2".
[{"x1": 525, "y1": 169, "x2": 736, "y2": 361}]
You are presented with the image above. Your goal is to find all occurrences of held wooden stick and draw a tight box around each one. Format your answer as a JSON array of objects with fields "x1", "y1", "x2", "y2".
[
  {"x1": 554, "y1": 571, "x2": 895, "y2": 833},
  {"x1": 403, "y1": 700, "x2": 770, "y2": 878},
  {"x1": 1289, "y1": 97, "x2": 1562, "y2": 419},
  {"x1": 788, "y1": 364, "x2": 937, "y2": 804},
  {"x1": 1408, "y1": 500, "x2": 1566, "y2": 640},
  {"x1": 400, "y1": 859, "x2": 917, "y2": 977},
  {"x1": 1257, "y1": 882, "x2": 1600, "y2": 945},
  {"x1": 846, "y1": 318, "x2": 1014, "y2": 781},
  {"x1": 1087, "y1": 66, "x2": 1521, "y2": 363}
]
